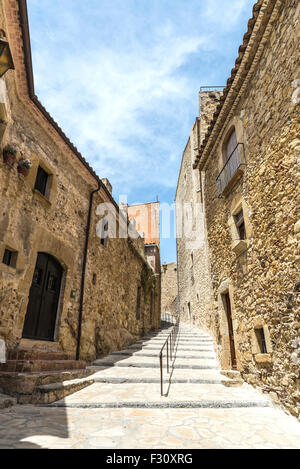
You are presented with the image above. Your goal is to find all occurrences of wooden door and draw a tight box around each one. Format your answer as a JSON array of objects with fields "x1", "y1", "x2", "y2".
[
  {"x1": 223, "y1": 293, "x2": 237, "y2": 369},
  {"x1": 22, "y1": 253, "x2": 63, "y2": 341}
]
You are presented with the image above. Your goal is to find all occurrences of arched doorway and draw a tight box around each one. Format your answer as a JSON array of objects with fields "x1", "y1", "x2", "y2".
[{"x1": 22, "y1": 253, "x2": 63, "y2": 341}]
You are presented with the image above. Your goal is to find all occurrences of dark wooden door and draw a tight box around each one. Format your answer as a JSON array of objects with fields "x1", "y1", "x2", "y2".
[
  {"x1": 23, "y1": 253, "x2": 63, "y2": 341},
  {"x1": 223, "y1": 293, "x2": 237, "y2": 369}
]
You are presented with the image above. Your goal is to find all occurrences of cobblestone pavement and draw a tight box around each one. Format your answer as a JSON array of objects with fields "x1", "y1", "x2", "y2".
[{"x1": 0, "y1": 324, "x2": 300, "y2": 449}]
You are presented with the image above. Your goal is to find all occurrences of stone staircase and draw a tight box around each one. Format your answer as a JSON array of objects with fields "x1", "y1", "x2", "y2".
[
  {"x1": 46, "y1": 323, "x2": 270, "y2": 410},
  {"x1": 0, "y1": 349, "x2": 94, "y2": 404}
]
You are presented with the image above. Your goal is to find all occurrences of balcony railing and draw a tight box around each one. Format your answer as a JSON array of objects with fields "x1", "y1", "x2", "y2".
[
  {"x1": 216, "y1": 143, "x2": 246, "y2": 196},
  {"x1": 200, "y1": 86, "x2": 224, "y2": 92}
]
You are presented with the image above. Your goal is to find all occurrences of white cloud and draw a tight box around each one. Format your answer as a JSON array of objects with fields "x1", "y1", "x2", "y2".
[
  {"x1": 32, "y1": 24, "x2": 206, "y2": 191},
  {"x1": 28, "y1": 0, "x2": 254, "y2": 199}
]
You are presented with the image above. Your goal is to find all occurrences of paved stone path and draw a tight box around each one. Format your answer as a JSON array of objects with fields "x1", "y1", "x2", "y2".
[{"x1": 0, "y1": 324, "x2": 300, "y2": 449}]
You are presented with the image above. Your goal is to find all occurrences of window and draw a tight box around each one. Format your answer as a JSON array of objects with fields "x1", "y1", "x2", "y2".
[
  {"x1": 100, "y1": 219, "x2": 109, "y2": 247},
  {"x1": 255, "y1": 328, "x2": 267, "y2": 354},
  {"x1": 225, "y1": 129, "x2": 238, "y2": 162},
  {"x1": 217, "y1": 127, "x2": 245, "y2": 196},
  {"x1": 136, "y1": 286, "x2": 141, "y2": 320},
  {"x1": 2, "y1": 248, "x2": 17, "y2": 268},
  {"x1": 234, "y1": 209, "x2": 246, "y2": 240},
  {"x1": 34, "y1": 166, "x2": 49, "y2": 196}
]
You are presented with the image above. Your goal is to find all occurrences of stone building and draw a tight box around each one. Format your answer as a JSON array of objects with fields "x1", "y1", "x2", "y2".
[
  {"x1": 176, "y1": 90, "x2": 222, "y2": 334},
  {"x1": 127, "y1": 201, "x2": 161, "y2": 275},
  {"x1": 176, "y1": 0, "x2": 300, "y2": 417},
  {"x1": 161, "y1": 262, "x2": 178, "y2": 321},
  {"x1": 0, "y1": 0, "x2": 160, "y2": 402}
]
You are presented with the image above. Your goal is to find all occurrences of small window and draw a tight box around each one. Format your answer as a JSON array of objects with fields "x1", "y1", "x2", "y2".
[
  {"x1": 100, "y1": 219, "x2": 109, "y2": 247},
  {"x1": 136, "y1": 286, "x2": 141, "y2": 320},
  {"x1": 234, "y1": 209, "x2": 246, "y2": 240},
  {"x1": 2, "y1": 248, "x2": 17, "y2": 268},
  {"x1": 92, "y1": 273, "x2": 97, "y2": 285},
  {"x1": 255, "y1": 328, "x2": 267, "y2": 354},
  {"x1": 34, "y1": 166, "x2": 49, "y2": 196}
]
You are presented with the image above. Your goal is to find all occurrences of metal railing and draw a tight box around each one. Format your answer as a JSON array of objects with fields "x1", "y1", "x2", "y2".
[
  {"x1": 216, "y1": 143, "x2": 246, "y2": 196},
  {"x1": 200, "y1": 86, "x2": 224, "y2": 92},
  {"x1": 161, "y1": 312, "x2": 177, "y2": 324},
  {"x1": 159, "y1": 318, "x2": 180, "y2": 396}
]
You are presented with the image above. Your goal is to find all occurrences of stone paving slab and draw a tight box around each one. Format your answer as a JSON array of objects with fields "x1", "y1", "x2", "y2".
[
  {"x1": 93, "y1": 354, "x2": 218, "y2": 368},
  {"x1": 0, "y1": 393, "x2": 17, "y2": 409},
  {"x1": 47, "y1": 382, "x2": 271, "y2": 407},
  {"x1": 87, "y1": 365, "x2": 232, "y2": 382},
  {"x1": 1, "y1": 324, "x2": 299, "y2": 449},
  {"x1": 0, "y1": 405, "x2": 300, "y2": 449}
]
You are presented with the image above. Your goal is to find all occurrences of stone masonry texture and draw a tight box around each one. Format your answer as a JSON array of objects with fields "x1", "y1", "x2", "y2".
[
  {"x1": 0, "y1": 0, "x2": 161, "y2": 369},
  {"x1": 176, "y1": 0, "x2": 300, "y2": 418},
  {"x1": 161, "y1": 262, "x2": 178, "y2": 318}
]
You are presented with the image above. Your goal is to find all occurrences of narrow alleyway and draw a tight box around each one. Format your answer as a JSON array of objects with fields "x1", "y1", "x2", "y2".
[{"x1": 0, "y1": 323, "x2": 300, "y2": 449}]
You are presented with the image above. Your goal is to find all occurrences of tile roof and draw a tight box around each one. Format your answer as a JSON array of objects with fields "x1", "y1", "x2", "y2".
[{"x1": 193, "y1": 0, "x2": 271, "y2": 169}]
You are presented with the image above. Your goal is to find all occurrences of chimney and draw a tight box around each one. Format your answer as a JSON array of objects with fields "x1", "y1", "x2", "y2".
[{"x1": 101, "y1": 178, "x2": 112, "y2": 195}]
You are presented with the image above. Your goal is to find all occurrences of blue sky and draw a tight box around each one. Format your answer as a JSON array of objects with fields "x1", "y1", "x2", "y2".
[{"x1": 27, "y1": 0, "x2": 254, "y2": 264}]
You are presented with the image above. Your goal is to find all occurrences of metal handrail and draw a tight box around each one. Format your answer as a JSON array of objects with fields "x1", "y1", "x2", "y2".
[{"x1": 159, "y1": 319, "x2": 180, "y2": 396}]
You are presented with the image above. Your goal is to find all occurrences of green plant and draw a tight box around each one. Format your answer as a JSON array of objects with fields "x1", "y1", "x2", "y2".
[
  {"x1": 19, "y1": 158, "x2": 32, "y2": 168},
  {"x1": 3, "y1": 145, "x2": 16, "y2": 155},
  {"x1": 141, "y1": 266, "x2": 156, "y2": 300}
]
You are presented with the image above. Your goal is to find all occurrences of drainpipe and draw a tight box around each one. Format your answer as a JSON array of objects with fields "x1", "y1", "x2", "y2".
[{"x1": 76, "y1": 181, "x2": 101, "y2": 360}]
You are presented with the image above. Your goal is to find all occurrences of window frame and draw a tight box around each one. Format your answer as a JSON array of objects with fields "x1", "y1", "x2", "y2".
[{"x1": 34, "y1": 165, "x2": 49, "y2": 197}]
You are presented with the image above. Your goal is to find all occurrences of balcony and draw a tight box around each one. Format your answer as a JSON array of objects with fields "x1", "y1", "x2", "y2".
[{"x1": 216, "y1": 143, "x2": 246, "y2": 196}]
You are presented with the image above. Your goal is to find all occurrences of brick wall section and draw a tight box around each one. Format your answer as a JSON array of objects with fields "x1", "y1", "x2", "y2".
[{"x1": 128, "y1": 202, "x2": 160, "y2": 246}]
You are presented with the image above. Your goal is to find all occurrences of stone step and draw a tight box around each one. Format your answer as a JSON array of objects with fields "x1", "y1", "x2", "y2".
[
  {"x1": 104, "y1": 354, "x2": 217, "y2": 367},
  {"x1": 29, "y1": 377, "x2": 95, "y2": 405},
  {"x1": 92, "y1": 377, "x2": 225, "y2": 385},
  {"x1": 221, "y1": 370, "x2": 242, "y2": 380},
  {"x1": 92, "y1": 360, "x2": 217, "y2": 370},
  {"x1": 109, "y1": 351, "x2": 216, "y2": 359},
  {"x1": 88, "y1": 366, "x2": 231, "y2": 383},
  {"x1": 0, "y1": 393, "x2": 17, "y2": 409},
  {"x1": 0, "y1": 368, "x2": 93, "y2": 396},
  {"x1": 47, "y1": 400, "x2": 270, "y2": 409},
  {"x1": 139, "y1": 338, "x2": 213, "y2": 342},
  {"x1": 44, "y1": 381, "x2": 271, "y2": 409},
  {"x1": 7, "y1": 350, "x2": 74, "y2": 361},
  {"x1": 0, "y1": 359, "x2": 86, "y2": 373},
  {"x1": 126, "y1": 346, "x2": 213, "y2": 352}
]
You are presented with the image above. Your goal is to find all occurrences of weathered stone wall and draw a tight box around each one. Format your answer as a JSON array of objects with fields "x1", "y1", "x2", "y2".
[
  {"x1": 161, "y1": 262, "x2": 178, "y2": 319},
  {"x1": 0, "y1": 0, "x2": 160, "y2": 363},
  {"x1": 200, "y1": 1, "x2": 300, "y2": 417},
  {"x1": 175, "y1": 93, "x2": 221, "y2": 336}
]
